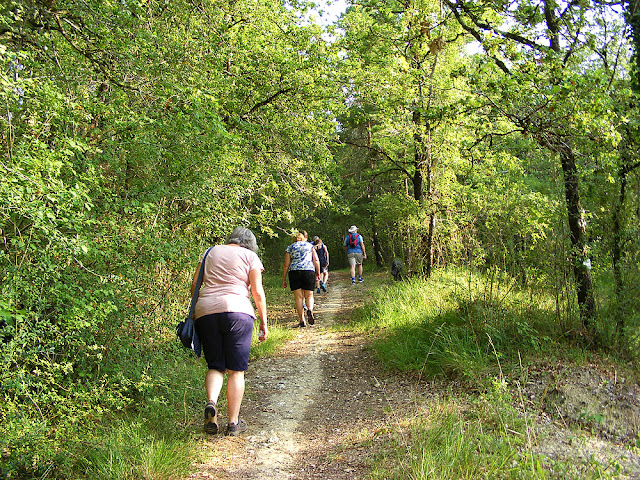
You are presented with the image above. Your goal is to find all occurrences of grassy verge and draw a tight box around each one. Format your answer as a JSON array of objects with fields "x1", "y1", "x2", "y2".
[
  {"x1": 348, "y1": 268, "x2": 594, "y2": 381},
  {"x1": 347, "y1": 267, "x2": 636, "y2": 479}
]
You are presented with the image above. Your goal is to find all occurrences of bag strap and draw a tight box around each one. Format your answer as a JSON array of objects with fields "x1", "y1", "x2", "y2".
[{"x1": 188, "y1": 247, "x2": 213, "y2": 319}]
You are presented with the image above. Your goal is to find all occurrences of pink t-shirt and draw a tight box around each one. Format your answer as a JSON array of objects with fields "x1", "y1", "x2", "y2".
[{"x1": 194, "y1": 244, "x2": 264, "y2": 319}]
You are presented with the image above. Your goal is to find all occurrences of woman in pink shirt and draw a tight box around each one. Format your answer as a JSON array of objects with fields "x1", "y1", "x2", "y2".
[{"x1": 192, "y1": 227, "x2": 267, "y2": 436}]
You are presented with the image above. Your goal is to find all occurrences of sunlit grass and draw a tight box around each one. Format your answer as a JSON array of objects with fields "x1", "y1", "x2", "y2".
[
  {"x1": 250, "y1": 320, "x2": 294, "y2": 360},
  {"x1": 346, "y1": 267, "x2": 588, "y2": 383},
  {"x1": 262, "y1": 272, "x2": 294, "y2": 325},
  {"x1": 366, "y1": 385, "x2": 575, "y2": 480},
  {"x1": 81, "y1": 421, "x2": 193, "y2": 480}
]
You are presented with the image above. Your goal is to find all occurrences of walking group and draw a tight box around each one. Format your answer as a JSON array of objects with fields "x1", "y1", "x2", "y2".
[
  {"x1": 185, "y1": 224, "x2": 367, "y2": 436},
  {"x1": 282, "y1": 230, "x2": 330, "y2": 328}
]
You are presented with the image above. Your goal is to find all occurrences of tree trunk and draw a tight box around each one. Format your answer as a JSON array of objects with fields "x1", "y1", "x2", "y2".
[
  {"x1": 425, "y1": 212, "x2": 436, "y2": 277},
  {"x1": 417, "y1": 54, "x2": 440, "y2": 277},
  {"x1": 424, "y1": 129, "x2": 435, "y2": 278},
  {"x1": 557, "y1": 145, "x2": 596, "y2": 332},
  {"x1": 370, "y1": 215, "x2": 384, "y2": 267},
  {"x1": 366, "y1": 120, "x2": 384, "y2": 267},
  {"x1": 612, "y1": 148, "x2": 640, "y2": 336},
  {"x1": 612, "y1": 164, "x2": 626, "y2": 335},
  {"x1": 411, "y1": 110, "x2": 426, "y2": 202}
]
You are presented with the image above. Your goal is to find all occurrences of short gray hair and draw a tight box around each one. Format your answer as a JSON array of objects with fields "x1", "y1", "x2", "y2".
[{"x1": 226, "y1": 227, "x2": 259, "y2": 253}]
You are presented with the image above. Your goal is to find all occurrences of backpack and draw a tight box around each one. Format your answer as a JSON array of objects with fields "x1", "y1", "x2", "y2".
[{"x1": 348, "y1": 232, "x2": 358, "y2": 248}]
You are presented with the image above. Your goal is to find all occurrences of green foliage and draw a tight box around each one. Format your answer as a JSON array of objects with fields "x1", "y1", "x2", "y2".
[
  {"x1": 1, "y1": 0, "x2": 344, "y2": 477},
  {"x1": 1, "y1": 0, "x2": 640, "y2": 477},
  {"x1": 334, "y1": 0, "x2": 471, "y2": 271}
]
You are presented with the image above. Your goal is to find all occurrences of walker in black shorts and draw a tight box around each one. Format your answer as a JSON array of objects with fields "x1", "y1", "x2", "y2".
[{"x1": 288, "y1": 269, "x2": 315, "y2": 291}]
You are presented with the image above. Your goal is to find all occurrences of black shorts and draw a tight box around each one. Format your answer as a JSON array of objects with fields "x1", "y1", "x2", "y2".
[
  {"x1": 195, "y1": 312, "x2": 255, "y2": 371},
  {"x1": 288, "y1": 270, "x2": 315, "y2": 291}
]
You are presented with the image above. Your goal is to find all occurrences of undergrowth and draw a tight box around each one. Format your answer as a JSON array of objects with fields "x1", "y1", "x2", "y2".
[
  {"x1": 2, "y1": 262, "x2": 636, "y2": 479},
  {"x1": 349, "y1": 268, "x2": 592, "y2": 382}
]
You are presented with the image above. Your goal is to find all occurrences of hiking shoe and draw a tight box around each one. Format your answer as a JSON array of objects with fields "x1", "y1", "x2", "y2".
[
  {"x1": 321, "y1": 283, "x2": 327, "y2": 292},
  {"x1": 204, "y1": 402, "x2": 218, "y2": 434},
  {"x1": 317, "y1": 287, "x2": 321, "y2": 294},
  {"x1": 351, "y1": 278, "x2": 356, "y2": 285},
  {"x1": 358, "y1": 276, "x2": 364, "y2": 283},
  {"x1": 226, "y1": 419, "x2": 247, "y2": 436},
  {"x1": 307, "y1": 309, "x2": 315, "y2": 325},
  {"x1": 299, "y1": 320, "x2": 307, "y2": 328}
]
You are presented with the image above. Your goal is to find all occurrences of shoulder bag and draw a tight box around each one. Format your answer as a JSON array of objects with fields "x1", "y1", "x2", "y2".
[{"x1": 176, "y1": 247, "x2": 213, "y2": 357}]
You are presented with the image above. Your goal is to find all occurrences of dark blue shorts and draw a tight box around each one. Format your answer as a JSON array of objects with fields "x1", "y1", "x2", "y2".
[
  {"x1": 194, "y1": 312, "x2": 255, "y2": 372},
  {"x1": 288, "y1": 270, "x2": 315, "y2": 291}
]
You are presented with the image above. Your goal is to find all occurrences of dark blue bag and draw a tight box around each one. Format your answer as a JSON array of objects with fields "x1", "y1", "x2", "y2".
[{"x1": 176, "y1": 247, "x2": 213, "y2": 357}]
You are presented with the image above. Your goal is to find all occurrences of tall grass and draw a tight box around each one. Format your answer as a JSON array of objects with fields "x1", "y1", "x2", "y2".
[
  {"x1": 348, "y1": 268, "x2": 581, "y2": 383},
  {"x1": 81, "y1": 421, "x2": 194, "y2": 480},
  {"x1": 370, "y1": 398, "x2": 537, "y2": 480}
]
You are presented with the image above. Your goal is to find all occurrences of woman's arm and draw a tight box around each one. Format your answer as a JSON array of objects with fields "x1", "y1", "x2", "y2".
[
  {"x1": 312, "y1": 249, "x2": 320, "y2": 277},
  {"x1": 249, "y1": 268, "x2": 268, "y2": 341},
  {"x1": 282, "y1": 252, "x2": 291, "y2": 288},
  {"x1": 190, "y1": 263, "x2": 201, "y2": 297}
]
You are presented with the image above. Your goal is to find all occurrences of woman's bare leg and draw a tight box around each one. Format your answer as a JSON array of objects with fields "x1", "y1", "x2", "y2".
[
  {"x1": 293, "y1": 289, "x2": 305, "y2": 323},
  {"x1": 205, "y1": 369, "x2": 224, "y2": 404},
  {"x1": 226, "y1": 370, "x2": 245, "y2": 425},
  {"x1": 304, "y1": 290, "x2": 314, "y2": 312}
]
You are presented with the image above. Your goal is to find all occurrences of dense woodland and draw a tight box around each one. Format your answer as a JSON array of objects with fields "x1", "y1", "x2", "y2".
[{"x1": 2, "y1": 0, "x2": 640, "y2": 478}]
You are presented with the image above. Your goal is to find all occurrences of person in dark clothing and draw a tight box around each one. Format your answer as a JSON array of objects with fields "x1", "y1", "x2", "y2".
[
  {"x1": 313, "y1": 236, "x2": 330, "y2": 293},
  {"x1": 391, "y1": 258, "x2": 403, "y2": 281}
]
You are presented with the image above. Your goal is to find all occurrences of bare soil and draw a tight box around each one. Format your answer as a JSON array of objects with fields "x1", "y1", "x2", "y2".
[{"x1": 184, "y1": 271, "x2": 640, "y2": 479}]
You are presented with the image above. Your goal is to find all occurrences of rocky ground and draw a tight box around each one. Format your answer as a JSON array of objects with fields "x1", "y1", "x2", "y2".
[{"x1": 184, "y1": 271, "x2": 640, "y2": 479}]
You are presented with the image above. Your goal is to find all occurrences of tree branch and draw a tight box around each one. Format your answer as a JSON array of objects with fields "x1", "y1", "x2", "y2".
[
  {"x1": 243, "y1": 87, "x2": 294, "y2": 117},
  {"x1": 340, "y1": 139, "x2": 413, "y2": 178},
  {"x1": 442, "y1": 0, "x2": 511, "y2": 74}
]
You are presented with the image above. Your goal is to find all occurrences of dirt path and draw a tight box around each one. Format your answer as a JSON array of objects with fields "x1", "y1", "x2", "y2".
[{"x1": 186, "y1": 271, "x2": 415, "y2": 480}]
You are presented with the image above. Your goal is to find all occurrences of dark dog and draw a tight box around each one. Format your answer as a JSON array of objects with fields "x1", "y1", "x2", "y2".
[{"x1": 391, "y1": 258, "x2": 403, "y2": 281}]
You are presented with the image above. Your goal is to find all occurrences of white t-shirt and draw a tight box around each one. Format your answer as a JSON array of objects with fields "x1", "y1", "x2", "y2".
[{"x1": 194, "y1": 244, "x2": 264, "y2": 319}]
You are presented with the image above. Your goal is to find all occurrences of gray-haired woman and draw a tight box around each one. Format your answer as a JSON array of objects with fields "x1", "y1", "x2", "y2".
[{"x1": 192, "y1": 227, "x2": 268, "y2": 436}]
